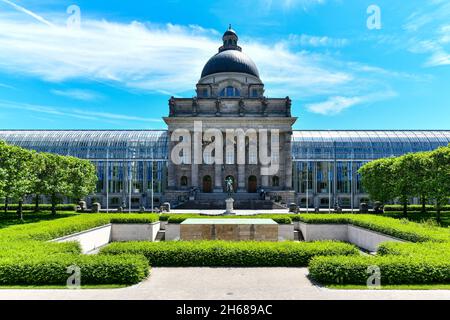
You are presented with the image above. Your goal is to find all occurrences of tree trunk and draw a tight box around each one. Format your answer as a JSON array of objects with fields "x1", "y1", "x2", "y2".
[
  {"x1": 17, "y1": 199, "x2": 23, "y2": 221},
  {"x1": 403, "y1": 201, "x2": 408, "y2": 217},
  {"x1": 34, "y1": 195, "x2": 40, "y2": 213},
  {"x1": 436, "y1": 205, "x2": 442, "y2": 224},
  {"x1": 51, "y1": 194, "x2": 57, "y2": 215},
  {"x1": 4, "y1": 197, "x2": 8, "y2": 214},
  {"x1": 421, "y1": 196, "x2": 426, "y2": 213}
]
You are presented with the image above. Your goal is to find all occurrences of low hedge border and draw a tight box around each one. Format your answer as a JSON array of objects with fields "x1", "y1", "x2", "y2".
[
  {"x1": 0, "y1": 254, "x2": 149, "y2": 285},
  {"x1": 294, "y1": 214, "x2": 450, "y2": 243},
  {"x1": 99, "y1": 240, "x2": 359, "y2": 267},
  {"x1": 0, "y1": 214, "x2": 159, "y2": 285},
  {"x1": 308, "y1": 255, "x2": 450, "y2": 285}
]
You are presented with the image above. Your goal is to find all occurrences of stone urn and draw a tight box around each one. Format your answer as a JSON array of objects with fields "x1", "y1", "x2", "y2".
[{"x1": 92, "y1": 202, "x2": 101, "y2": 213}]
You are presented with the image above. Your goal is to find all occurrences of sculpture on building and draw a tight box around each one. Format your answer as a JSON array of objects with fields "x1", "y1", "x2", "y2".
[
  {"x1": 285, "y1": 96, "x2": 292, "y2": 117},
  {"x1": 238, "y1": 98, "x2": 246, "y2": 117},
  {"x1": 215, "y1": 98, "x2": 221, "y2": 116},
  {"x1": 192, "y1": 97, "x2": 199, "y2": 116},
  {"x1": 261, "y1": 96, "x2": 269, "y2": 117},
  {"x1": 169, "y1": 96, "x2": 176, "y2": 116}
]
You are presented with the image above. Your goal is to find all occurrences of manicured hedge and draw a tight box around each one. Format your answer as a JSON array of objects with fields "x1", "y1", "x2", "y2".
[
  {"x1": 377, "y1": 241, "x2": 450, "y2": 259},
  {"x1": 1, "y1": 204, "x2": 78, "y2": 212},
  {"x1": 100, "y1": 240, "x2": 358, "y2": 267},
  {"x1": 165, "y1": 214, "x2": 294, "y2": 225},
  {"x1": 308, "y1": 255, "x2": 450, "y2": 285},
  {"x1": 109, "y1": 215, "x2": 159, "y2": 224},
  {"x1": 0, "y1": 254, "x2": 149, "y2": 285},
  {"x1": 0, "y1": 214, "x2": 159, "y2": 285},
  {"x1": 295, "y1": 214, "x2": 450, "y2": 242},
  {"x1": 384, "y1": 205, "x2": 450, "y2": 212},
  {"x1": 0, "y1": 214, "x2": 160, "y2": 242}
]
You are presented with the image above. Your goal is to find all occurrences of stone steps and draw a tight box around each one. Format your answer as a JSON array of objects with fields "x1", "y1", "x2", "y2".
[
  {"x1": 174, "y1": 199, "x2": 285, "y2": 210},
  {"x1": 155, "y1": 230, "x2": 165, "y2": 242},
  {"x1": 294, "y1": 230, "x2": 303, "y2": 241}
]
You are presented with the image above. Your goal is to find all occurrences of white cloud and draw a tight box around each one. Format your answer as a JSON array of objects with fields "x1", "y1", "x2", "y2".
[
  {"x1": 306, "y1": 91, "x2": 397, "y2": 115},
  {"x1": 51, "y1": 89, "x2": 103, "y2": 101},
  {"x1": 0, "y1": 5, "x2": 404, "y2": 114},
  {"x1": 287, "y1": 34, "x2": 349, "y2": 48},
  {"x1": 403, "y1": 1, "x2": 450, "y2": 67},
  {"x1": 0, "y1": 99, "x2": 163, "y2": 124}
]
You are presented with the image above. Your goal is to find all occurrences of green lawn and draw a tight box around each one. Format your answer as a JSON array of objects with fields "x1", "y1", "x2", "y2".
[
  {"x1": 328, "y1": 284, "x2": 450, "y2": 290},
  {"x1": 0, "y1": 211, "x2": 78, "y2": 229},
  {"x1": 380, "y1": 212, "x2": 450, "y2": 227}
]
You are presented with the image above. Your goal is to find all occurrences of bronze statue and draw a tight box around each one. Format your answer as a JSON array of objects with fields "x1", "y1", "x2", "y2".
[{"x1": 225, "y1": 176, "x2": 234, "y2": 197}]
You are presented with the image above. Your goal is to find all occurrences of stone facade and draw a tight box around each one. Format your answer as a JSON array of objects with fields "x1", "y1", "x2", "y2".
[{"x1": 164, "y1": 27, "x2": 297, "y2": 208}]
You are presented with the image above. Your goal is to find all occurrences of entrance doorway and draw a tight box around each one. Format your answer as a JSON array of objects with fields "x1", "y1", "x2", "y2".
[
  {"x1": 202, "y1": 175, "x2": 212, "y2": 193},
  {"x1": 248, "y1": 175, "x2": 257, "y2": 193}
]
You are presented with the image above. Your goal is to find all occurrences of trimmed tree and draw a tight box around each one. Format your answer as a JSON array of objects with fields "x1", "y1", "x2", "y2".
[
  {"x1": 358, "y1": 157, "x2": 395, "y2": 209},
  {"x1": 0, "y1": 141, "x2": 38, "y2": 218},
  {"x1": 66, "y1": 156, "x2": 97, "y2": 204},
  {"x1": 40, "y1": 153, "x2": 70, "y2": 215},
  {"x1": 428, "y1": 145, "x2": 450, "y2": 223}
]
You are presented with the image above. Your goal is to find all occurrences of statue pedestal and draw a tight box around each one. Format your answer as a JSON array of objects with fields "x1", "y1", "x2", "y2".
[{"x1": 224, "y1": 198, "x2": 235, "y2": 215}]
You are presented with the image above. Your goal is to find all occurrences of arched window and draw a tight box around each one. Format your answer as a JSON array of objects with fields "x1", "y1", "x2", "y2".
[
  {"x1": 272, "y1": 176, "x2": 280, "y2": 187},
  {"x1": 180, "y1": 176, "x2": 188, "y2": 187},
  {"x1": 220, "y1": 86, "x2": 241, "y2": 97}
]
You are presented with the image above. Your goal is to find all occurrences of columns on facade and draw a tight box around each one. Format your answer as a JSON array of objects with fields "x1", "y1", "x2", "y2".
[
  {"x1": 238, "y1": 164, "x2": 246, "y2": 192},
  {"x1": 167, "y1": 133, "x2": 177, "y2": 189},
  {"x1": 214, "y1": 164, "x2": 222, "y2": 192},
  {"x1": 285, "y1": 132, "x2": 293, "y2": 189},
  {"x1": 261, "y1": 172, "x2": 269, "y2": 188},
  {"x1": 191, "y1": 164, "x2": 199, "y2": 188}
]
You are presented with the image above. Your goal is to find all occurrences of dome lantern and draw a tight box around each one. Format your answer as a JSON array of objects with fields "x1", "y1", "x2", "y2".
[{"x1": 219, "y1": 24, "x2": 242, "y2": 52}]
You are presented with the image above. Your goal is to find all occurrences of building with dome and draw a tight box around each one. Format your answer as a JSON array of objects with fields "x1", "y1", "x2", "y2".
[{"x1": 1, "y1": 27, "x2": 450, "y2": 211}]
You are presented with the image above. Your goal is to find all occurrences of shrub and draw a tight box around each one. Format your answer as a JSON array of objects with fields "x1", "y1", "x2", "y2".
[
  {"x1": 0, "y1": 254, "x2": 149, "y2": 285},
  {"x1": 0, "y1": 214, "x2": 160, "y2": 242},
  {"x1": 295, "y1": 214, "x2": 450, "y2": 242},
  {"x1": 109, "y1": 215, "x2": 159, "y2": 224},
  {"x1": 100, "y1": 240, "x2": 358, "y2": 267},
  {"x1": 158, "y1": 214, "x2": 171, "y2": 222},
  {"x1": 308, "y1": 255, "x2": 450, "y2": 285}
]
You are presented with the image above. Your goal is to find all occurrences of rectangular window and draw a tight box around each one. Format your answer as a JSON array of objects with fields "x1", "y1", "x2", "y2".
[{"x1": 252, "y1": 89, "x2": 258, "y2": 97}]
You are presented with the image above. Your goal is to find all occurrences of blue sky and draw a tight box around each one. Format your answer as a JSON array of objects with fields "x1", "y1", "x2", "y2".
[{"x1": 0, "y1": 0, "x2": 449, "y2": 130}]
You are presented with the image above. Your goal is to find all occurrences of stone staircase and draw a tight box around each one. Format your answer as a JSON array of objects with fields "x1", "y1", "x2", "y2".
[
  {"x1": 155, "y1": 230, "x2": 165, "y2": 242},
  {"x1": 175, "y1": 192, "x2": 286, "y2": 210}
]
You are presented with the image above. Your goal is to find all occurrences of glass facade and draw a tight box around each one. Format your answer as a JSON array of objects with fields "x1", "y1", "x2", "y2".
[
  {"x1": 0, "y1": 130, "x2": 449, "y2": 208},
  {"x1": 292, "y1": 131, "x2": 450, "y2": 208}
]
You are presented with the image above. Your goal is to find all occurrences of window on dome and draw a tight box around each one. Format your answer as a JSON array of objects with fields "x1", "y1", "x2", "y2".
[
  {"x1": 220, "y1": 86, "x2": 240, "y2": 97},
  {"x1": 252, "y1": 89, "x2": 259, "y2": 97}
]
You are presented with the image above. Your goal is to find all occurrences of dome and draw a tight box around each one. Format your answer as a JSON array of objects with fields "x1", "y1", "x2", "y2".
[{"x1": 201, "y1": 32, "x2": 260, "y2": 79}]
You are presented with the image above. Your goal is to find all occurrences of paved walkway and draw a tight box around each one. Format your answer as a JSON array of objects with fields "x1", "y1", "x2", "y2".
[{"x1": 1, "y1": 268, "x2": 449, "y2": 300}]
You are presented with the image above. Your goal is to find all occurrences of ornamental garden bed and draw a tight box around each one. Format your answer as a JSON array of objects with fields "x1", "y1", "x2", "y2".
[{"x1": 0, "y1": 213, "x2": 448, "y2": 287}]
